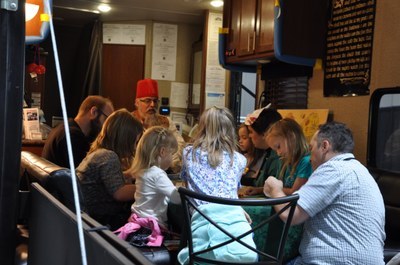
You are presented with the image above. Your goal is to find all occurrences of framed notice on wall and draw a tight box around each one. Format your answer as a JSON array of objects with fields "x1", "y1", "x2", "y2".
[
  {"x1": 323, "y1": 0, "x2": 376, "y2": 97},
  {"x1": 103, "y1": 24, "x2": 146, "y2": 45}
]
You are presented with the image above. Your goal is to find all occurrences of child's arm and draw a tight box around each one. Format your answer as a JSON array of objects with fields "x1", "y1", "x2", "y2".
[
  {"x1": 283, "y1": 177, "x2": 308, "y2": 195},
  {"x1": 169, "y1": 189, "x2": 181, "y2": 204},
  {"x1": 244, "y1": 186, "x2": 264, "y2": 196},
  {"x1": 157, "y1": 173, "x2": 182, "y2": 204},
  {"x1": 113, "y1": 184, "x2": 136, "y2": 201}
]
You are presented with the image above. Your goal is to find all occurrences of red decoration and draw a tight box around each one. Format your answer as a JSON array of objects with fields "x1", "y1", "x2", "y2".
[
  {"x1": 27, "y1": 45, "x2": 46, "y2": 75},
  {"x1": 27, "y1": 63, "x2": 38, "y2": 73},
  {"x1": 35, "y1": 64, "x2": 46, "y2": 74}
]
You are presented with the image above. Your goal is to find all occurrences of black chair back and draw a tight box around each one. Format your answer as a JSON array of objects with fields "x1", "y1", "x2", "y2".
[
  {"x1": 178, "y1": 187, "x2": 299, "y2": 265},
  {"x1": 47, "y1": 168, "x2": 84, "y2": 212}
]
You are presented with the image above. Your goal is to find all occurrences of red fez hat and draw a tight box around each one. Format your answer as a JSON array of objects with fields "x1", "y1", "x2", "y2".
[{"x1": 136, "y1": 79, "x2": 159, "y2": 98}]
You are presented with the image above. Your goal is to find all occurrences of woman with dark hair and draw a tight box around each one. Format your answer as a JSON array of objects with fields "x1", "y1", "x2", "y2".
[
  {"x1": 77, "y1": 109, "x2": 143, "y2": 230},
  {"x1": 242, "y1": 105, "x2": 282, "y2": 196}
]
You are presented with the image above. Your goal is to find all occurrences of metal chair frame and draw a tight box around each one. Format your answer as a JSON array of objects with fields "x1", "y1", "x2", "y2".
[{"x1": 178, "y1": 187, "x2": 299, "y2": 265}]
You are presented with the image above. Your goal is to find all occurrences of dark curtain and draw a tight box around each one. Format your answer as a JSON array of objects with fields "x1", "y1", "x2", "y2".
[
  {"x1": 82, "y1": 20, "x2": 103, "y2": 96},
  {"x1": 41, "y1": 18, "x2": 99, "y2": 125}
]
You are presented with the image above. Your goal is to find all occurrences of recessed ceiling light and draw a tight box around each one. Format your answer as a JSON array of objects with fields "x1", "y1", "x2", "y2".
[
  {"x1": 210, "y1": 0, "x2": 223, "y2": 7},
  {"x1": 98, "y1": 4, "x2": 111, "y2": 13}
]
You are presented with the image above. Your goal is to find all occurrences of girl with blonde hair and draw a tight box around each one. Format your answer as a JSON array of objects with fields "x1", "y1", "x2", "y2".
[
  {"x1": 265, "y1": 118, "x2": 312, "y2": 195},
  {"x1": 183, "y1": 106, "x2": 246, "y2": 199},
  {"x1": 178, "y1": 106, "x2": 257, "y2": 264},
  {"x1": 129, "y1": 126, "x2": 180, "y2": 227},
  {"x1": 264, "y1": 118, "x2": 312, "y2": 261},
  {"x1": 77, "y1": 109, "x2": 143, "y2": 230}
]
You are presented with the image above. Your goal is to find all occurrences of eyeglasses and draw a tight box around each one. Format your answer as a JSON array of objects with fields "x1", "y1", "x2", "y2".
[
  {"x1": 98, "y1": 108, "x2": 109, "y2": 118},
  {"x1": 139, "y1": 98, "x2": 160, "y2": 105}
]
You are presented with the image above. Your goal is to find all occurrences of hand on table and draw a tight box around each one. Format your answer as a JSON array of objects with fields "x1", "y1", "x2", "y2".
[{"x1": 263, "y1": 176, "x2": 283, "y2": 197}]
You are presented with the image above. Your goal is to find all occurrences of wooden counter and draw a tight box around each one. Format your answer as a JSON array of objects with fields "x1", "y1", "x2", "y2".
[{"x1": 21, "y1": 139, "x2": 45, "y2": 156}]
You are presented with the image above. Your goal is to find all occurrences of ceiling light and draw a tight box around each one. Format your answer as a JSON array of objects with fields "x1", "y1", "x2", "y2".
[
  {"x1": 98, "y1": 4, "x2": 111, "y2": 13},
  {"x1": 210, "y1": 0, "x2": 223, "y2": 7}
]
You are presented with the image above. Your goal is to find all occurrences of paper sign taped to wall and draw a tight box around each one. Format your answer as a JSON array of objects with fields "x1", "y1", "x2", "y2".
[{"x1": 277, "y1": 109, "x2": 329, "y2": 142}]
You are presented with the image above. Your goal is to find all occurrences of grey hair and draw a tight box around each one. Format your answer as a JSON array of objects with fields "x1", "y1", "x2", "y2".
[{"x1": 317, "y1": 122, "x2": 354, "y2": 153}]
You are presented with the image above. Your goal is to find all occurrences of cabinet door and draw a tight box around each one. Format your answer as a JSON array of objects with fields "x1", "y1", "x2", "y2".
[
  {"x1": 237, "y1": 0, "x2": 257, "y2": 56},
  {"x1": 225, "y1": 0, "x2": 241, "y2": 53},
  {"x1": 256, "y1": 0, "x2": 275, "y2": 54}
]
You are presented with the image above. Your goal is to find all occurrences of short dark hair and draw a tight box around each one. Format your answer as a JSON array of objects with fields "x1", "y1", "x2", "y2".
[
  {"x1": 78, "y1": 95, "x2": 113, "y2": 115},
  {"x1": 317, "y1": 122, "x2": 354, "y2": 153},
  {"x1": 250, "y1": 108, "x2": 282, "y2": 134}
]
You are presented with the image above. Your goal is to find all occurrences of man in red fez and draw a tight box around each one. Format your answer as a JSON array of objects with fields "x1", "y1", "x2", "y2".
[{"x1": 132, "y1": 78, "x2": 185, "y2": 173}]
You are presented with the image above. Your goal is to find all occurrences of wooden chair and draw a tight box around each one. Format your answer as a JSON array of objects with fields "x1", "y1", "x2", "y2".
[{"x1": 178, "y1": 187, "x2": 299, "y2": 265}]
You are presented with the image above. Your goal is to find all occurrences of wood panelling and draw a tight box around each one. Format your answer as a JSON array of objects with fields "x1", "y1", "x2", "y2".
[{"x1": 102, "y1": 44, "x2": 145, "y2": 111}]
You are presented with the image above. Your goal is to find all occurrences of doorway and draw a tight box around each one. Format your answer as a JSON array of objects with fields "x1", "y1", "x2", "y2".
[{"x1": 102, "y1": 44, "x2": 145, "y2": 111}]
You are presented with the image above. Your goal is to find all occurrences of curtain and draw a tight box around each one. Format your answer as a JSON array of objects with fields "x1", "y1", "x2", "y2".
[{"x1": 82, "y1": 20, "x2": 103, "y2": 97}]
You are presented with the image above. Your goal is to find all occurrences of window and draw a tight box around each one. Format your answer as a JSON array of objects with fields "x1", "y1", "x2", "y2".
[{"x1": 368, "y1": 87, "x2": 400, "y2": 173}]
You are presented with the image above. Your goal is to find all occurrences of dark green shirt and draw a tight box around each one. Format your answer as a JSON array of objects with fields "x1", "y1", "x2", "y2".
[{"x1": 254, "y1": 149, "x2": 281, "y2": 187}]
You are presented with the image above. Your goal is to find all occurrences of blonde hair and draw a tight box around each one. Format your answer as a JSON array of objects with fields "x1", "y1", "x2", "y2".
[
  {"x1": 143, "y1": 114, "x2": 169, "y2": 129},
  {"x1": 89, "y1": 109, "x2": 143, "y2": 168},
  {"x1": 130, "y1": 126, "x2": 178, "y2": 176},
  {"x1": 191, "y1": 106, "x2": 238, "y2": 168},
  {"x1": 266, "y1": 118, "x2": 309, "y2": 179}
]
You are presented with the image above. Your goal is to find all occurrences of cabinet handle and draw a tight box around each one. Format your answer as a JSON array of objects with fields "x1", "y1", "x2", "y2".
[
  {"x1": 253, "y1": 31, "x2": 256, "y2": 51},
  {"x1": 247, "y1": 33, "x2": 250, "y2": 52}
]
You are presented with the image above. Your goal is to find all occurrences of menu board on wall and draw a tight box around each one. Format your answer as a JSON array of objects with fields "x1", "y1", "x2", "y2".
[{"x1": 323, "y1": 0, "x2": 376, "y2": 97}]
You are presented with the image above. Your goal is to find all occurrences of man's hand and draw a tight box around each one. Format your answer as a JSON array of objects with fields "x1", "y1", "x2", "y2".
[{"x1": 264, "y1": 176, "x2": 284, "y2": 197}]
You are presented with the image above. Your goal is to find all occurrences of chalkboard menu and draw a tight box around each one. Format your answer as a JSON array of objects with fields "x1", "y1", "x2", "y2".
[{"x1": 324, "y1": 0, "x2": 376, "y2": 97}]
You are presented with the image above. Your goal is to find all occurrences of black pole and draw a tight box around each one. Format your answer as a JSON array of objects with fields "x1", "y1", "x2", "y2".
[{"x1": 0, "y1": 0, "x2": 25, "y2": 263}]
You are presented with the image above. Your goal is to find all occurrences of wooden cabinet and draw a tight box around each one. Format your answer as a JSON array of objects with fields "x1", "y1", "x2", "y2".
[
  {"x1": 223, "y1": 0, "x2": 328, "y2": 64},
  {"x1": 255, "y1": 0, "x2": 275, "y2": 54},
  {"x1": 236, "y1": 0, "x2": 256, "y2": 57},
  {"x1": 224, "y1": 0, "x2": 275, "y2": 62}
]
